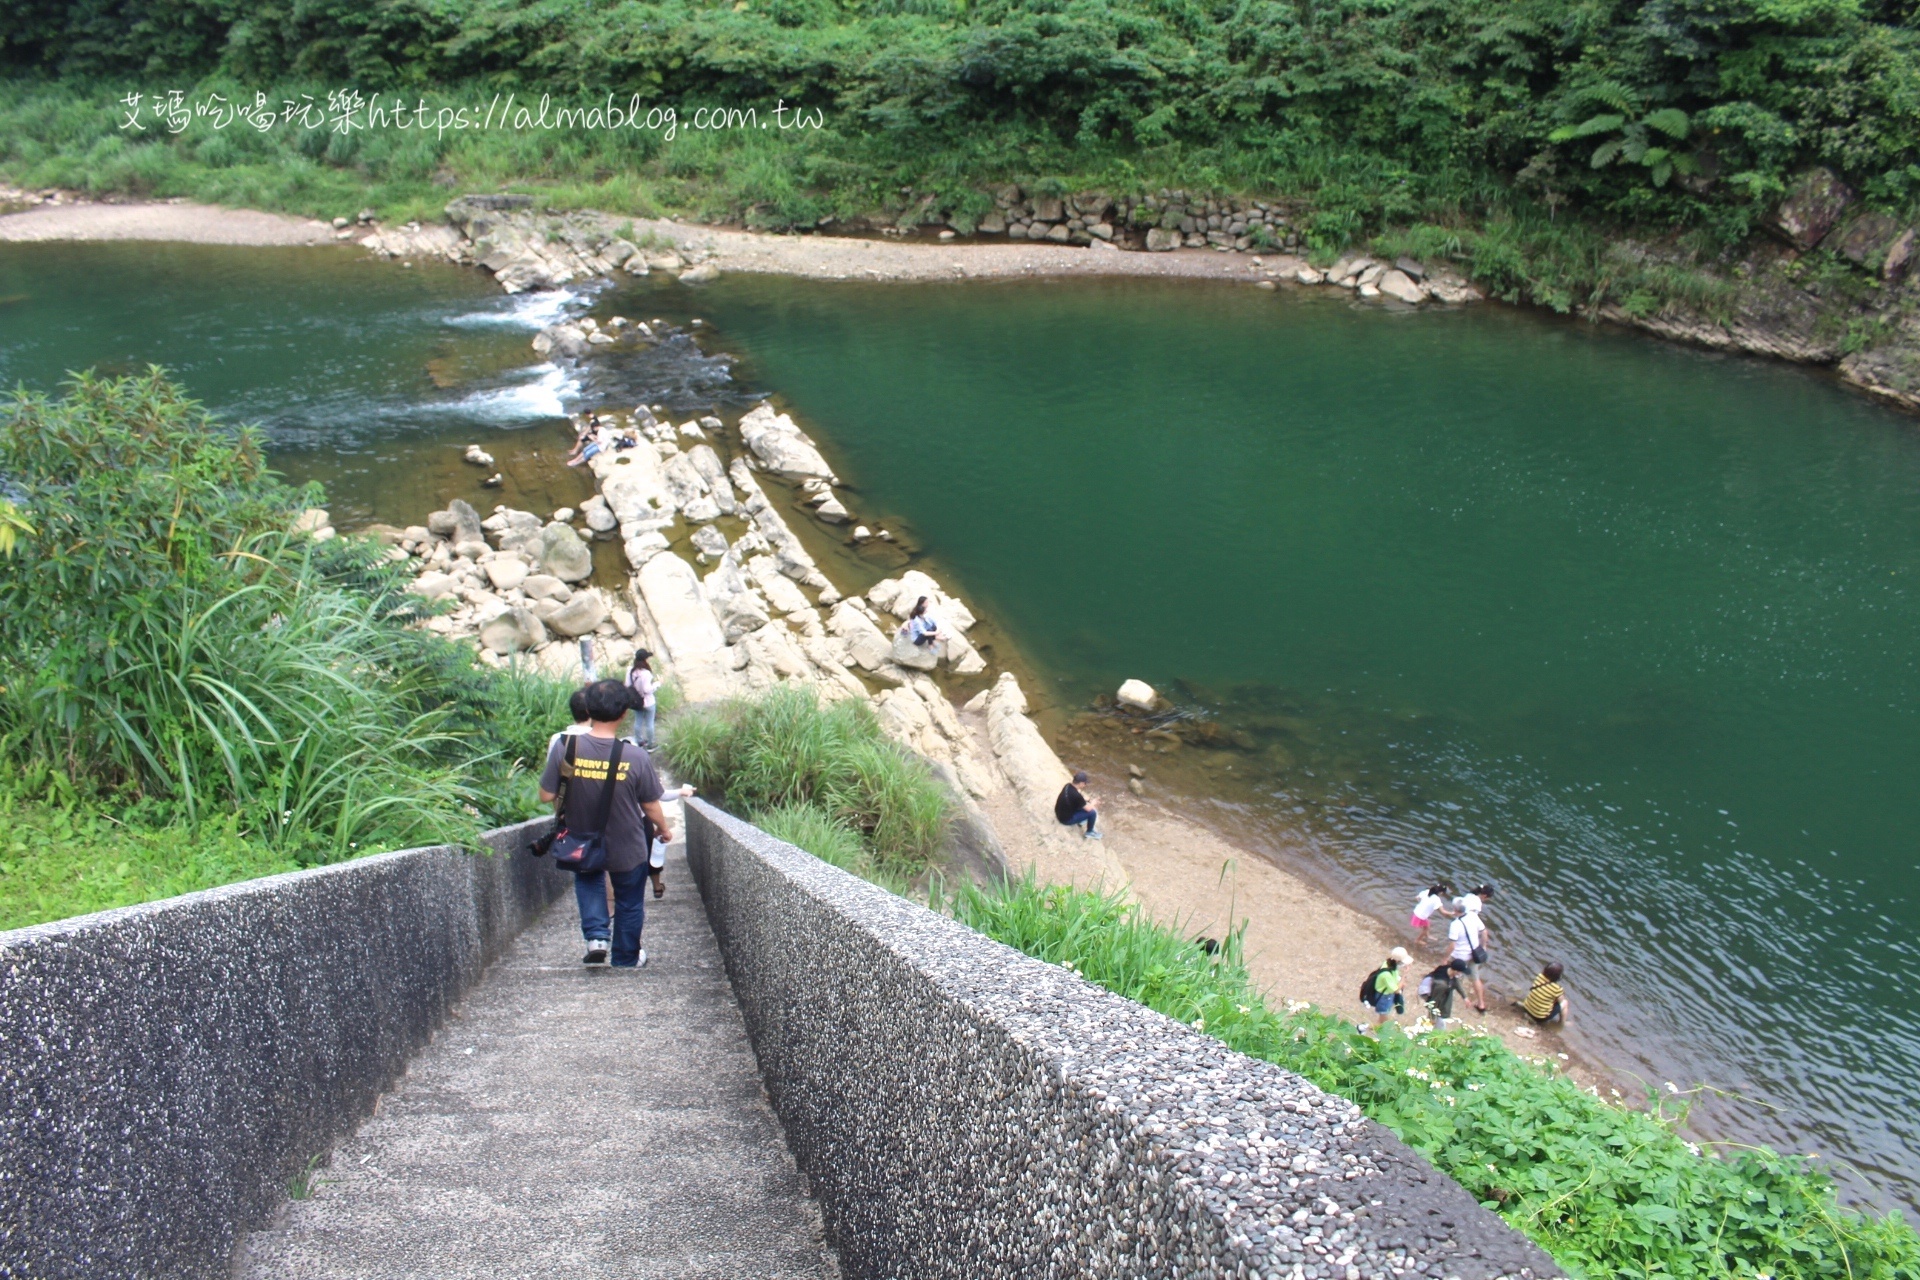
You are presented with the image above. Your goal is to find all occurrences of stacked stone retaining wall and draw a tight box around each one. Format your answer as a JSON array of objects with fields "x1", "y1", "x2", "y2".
[
  {"x1": 0, "y1": 817, "x2": 565, "y2": 1280},
  {"x1": 686, "y1": 799, "x2": 1561, "y2": 1280}
]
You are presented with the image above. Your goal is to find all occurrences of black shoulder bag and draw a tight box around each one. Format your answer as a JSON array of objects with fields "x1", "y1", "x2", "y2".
[
  {"x1": 539, "y1": 739, "x2": 625, "y2": 876},
  {"x1": 528, "y1": 735, "x2": 576, "y2": 858}
]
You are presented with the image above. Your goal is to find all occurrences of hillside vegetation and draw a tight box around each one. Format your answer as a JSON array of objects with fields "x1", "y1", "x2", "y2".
[{"x1": 1, "y1": 0, "x2": 1916, "y2": 303}]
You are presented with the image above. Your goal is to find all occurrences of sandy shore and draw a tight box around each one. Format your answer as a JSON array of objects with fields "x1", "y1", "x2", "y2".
[
  {"x1": 969, "y1": 752, "x2": 1606, "y2": 1084},
  {"x1": 0, "y1": 195, "x2": 339, "y2": 246},
  {"x1": 0, "y1": 193, "x2": 1302, "y2": 282}
]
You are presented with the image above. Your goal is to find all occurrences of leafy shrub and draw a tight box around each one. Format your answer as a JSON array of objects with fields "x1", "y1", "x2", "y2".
[
  {"x1": 948, "y1": 877, "x2": 1920, "y2": 1280},
  {"x1": 0, "y1": 370, "x2": 573, "y2": 876},
  {"x1": 659, "y1": 684, "x2": 950, "y2": 877}
]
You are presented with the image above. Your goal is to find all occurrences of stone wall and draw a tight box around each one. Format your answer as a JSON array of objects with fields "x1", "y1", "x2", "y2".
[
  {"x1": 687, "y1": 800, "x2": 1561, "y2": 1280},
  {"x1": 0, "y1": 817, "x2": 566, "y2": 1280}
]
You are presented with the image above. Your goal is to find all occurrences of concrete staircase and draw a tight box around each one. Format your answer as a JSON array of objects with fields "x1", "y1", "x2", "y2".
[{"x1": 238, "y1": 808, "x2": 838, "y2": 1280}]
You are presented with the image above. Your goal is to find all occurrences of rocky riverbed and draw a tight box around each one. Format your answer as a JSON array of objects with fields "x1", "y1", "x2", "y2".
[{"x1": 348, "y1": 366, "x2": 1136, "y2": 888}]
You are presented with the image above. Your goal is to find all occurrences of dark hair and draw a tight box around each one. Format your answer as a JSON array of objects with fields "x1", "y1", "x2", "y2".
[
  {"x1": 1471, "y1": 883, "x2": 1495, "y2": 899},
  {"x1": 629, "y1": 648, "x2": 653, "y2": 671},
  {"x1": 584, "y1": 680, "x2": 631, "y2": 723},
  {"x1": 568, "y1": 689, "x2": 590, "y2": 723},
  {"x1": 1072, "y1": 769, "x2": 1089, "y2": 784},
  {"x1": 1542, "y1": 962, "x2": 1564, "y2": 982},
  {"x1": 1447, "y1": 958, "x2": 1470, "y2": 973},
  {"x1": 909, "y1": 595, "x2": 929, "y2": 619},
  {"x1": 1427, "y1": 882, "x2": 1452, "y2": 897}
]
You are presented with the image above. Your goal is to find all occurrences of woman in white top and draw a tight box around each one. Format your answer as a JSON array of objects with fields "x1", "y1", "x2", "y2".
[{"x1": 626, "y1": 650, "x2": 659, "y2": 749}]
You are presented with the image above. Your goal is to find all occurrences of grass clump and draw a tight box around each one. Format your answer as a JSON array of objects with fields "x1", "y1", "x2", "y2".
[
  {"x1": 0, "y1": 369, "x2": 575, "y2": 928},
  {"x1": 948, "y1": 877, "x2": 1920, "y2": 1280},
  {"x1": 659, "y1": 684, "x2": 950, "y2": 885}
]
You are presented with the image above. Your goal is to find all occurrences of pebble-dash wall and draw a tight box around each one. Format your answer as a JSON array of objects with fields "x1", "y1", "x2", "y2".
[
  {"x1": 686, "y1": 800, "x2": 1562, "y2": 1280},
  {"x1": 0, "y1": 817, "x2": 566, "y2": 1280}
]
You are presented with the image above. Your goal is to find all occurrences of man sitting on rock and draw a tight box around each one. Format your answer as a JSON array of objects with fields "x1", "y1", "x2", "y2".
[
  {"x1": 1055, "y1": 769, "x2": 1102, "y2": 840},
  {"x1": 539, "y1": 680, "x2": 672, "y2": 967}
]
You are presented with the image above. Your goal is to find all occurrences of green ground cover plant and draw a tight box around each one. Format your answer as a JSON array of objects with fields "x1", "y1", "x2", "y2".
[
  {"x1": 0, "y1": 369, "x2": 574, "y2": 928},
  {"x1": 659, "y1": 683, "x2": 950, "y2": 885},
  {"x1": 945, "y1": 876, "x2": 1920, "y2": 1280}
]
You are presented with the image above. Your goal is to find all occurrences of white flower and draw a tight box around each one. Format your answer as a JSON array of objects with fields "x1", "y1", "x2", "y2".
[{"x1": 1666, "y1": 1082, "x2": 1680, "y2": 1094}]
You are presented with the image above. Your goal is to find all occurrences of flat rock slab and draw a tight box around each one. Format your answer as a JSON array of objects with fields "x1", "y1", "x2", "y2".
[{"x1": 240, "y1": 842, "x2": 837, "y2": 1280}]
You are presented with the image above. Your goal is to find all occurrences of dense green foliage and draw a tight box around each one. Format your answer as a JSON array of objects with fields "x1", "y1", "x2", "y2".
[
  {"x1": 3, "y1": 0, "x2": 1916, "y2": 270},
  {"x1": 949, "y1": 876, "x2": 1920, "y2": 1280},
  {"x1": 0, "y1": 370, "x2": 571, "y2": 922},
  {"x1": 659, "y1": 683, "x2": 950, "y2": 880}
]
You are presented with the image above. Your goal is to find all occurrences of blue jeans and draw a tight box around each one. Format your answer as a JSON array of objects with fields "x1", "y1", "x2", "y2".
[
  {"x1": 1061, "y1": 807, "x2": 1097, "y2": 834},
  {"x1": 575, "y1": 864, "x2": 649, "y2": 966},
  {"x1": 634, "y1": 704, "x2": 656, "y2": 746}
]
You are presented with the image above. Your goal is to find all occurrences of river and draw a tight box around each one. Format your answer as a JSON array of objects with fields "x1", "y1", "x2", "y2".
[{"x1": 4, "y1": 241, "x2": 1917, "y2": 1209}]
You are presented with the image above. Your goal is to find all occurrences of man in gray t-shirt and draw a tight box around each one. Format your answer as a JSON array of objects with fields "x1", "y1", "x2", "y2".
[{"x1": 539, "y1": 680, "x2": 671, "y2": 967}]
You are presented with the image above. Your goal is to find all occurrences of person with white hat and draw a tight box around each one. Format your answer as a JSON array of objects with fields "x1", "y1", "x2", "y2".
[
  {"x1": 1360, "y1": 946, "x2": 1414, "y2": 1027},
  {"x1": 1447, "y1": 893, "x2": 1492, "y2": 1013}
]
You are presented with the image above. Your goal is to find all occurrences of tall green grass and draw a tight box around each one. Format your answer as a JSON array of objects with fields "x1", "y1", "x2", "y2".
[
  {"x1": 0, "y1": 370, "x2": 579, "y2": 926},
  {"x1": 660, "y1": 684, "x2": 950, "y2": 882},
  {"x1": 947, "y1": 877, "x2": 1920, "y2": 1280}
]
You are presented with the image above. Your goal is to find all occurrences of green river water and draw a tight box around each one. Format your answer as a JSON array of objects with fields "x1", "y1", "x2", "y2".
[{"x1": 4, "y1": 242, "x2": 1917, "y2": 1207}]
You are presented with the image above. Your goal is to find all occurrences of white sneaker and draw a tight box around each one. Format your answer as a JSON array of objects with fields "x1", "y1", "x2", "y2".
[
  {"x1": 583, "y1": 938, "x2": 610, "y2": 964},
  {"x1": 1085, "y1": 830, "x2": 1104, "y2": 840},
  {"x1": 634, "y1": 948, "x2": 648, "y2": 968}
]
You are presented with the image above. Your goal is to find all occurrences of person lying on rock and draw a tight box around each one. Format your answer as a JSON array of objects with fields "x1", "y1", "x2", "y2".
[
  {"x1": 1055, "y1": 769, "x2": 1102, "y2": 840},
  {"x1": 539, "y1": 680, "x2": 672, "y2": 968}
]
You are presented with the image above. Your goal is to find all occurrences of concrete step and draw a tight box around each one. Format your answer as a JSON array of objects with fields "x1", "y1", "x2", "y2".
[{"x1": 239, "y1": 840, "x2": 837, "y2": 1280}]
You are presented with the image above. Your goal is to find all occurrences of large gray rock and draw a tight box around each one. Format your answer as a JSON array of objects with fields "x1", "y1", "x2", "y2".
[
  {"x1": 1145, "y1": 227, "x2": 1180, "y2": 252},
  {"x1": 484, "y1": 557, "x2": 530, "y2": 592},
  {"x1": 1376, "y1": 269, "x2": 1425, "y2": 304},
  {"x1": 1768, "y1": 167, "x2": 1854, "y2": 250},
  {"x1": 407, "y1": 571, "x2": 458, "y2": 601},
  {"x1": 521, "y1": 574, "x2": 569, "y2": 602},
  {"x1": 544, "y1": 590, "x2": 610, "y2": 638},
  {"x1": 581, "y1": 495, "x2": 618, "y2": 534},
  {"x1": 828, "y1": 601, "x2": 892, "y2": 671},
  {"x1": 446, "y1": 499, "x2": 484, "y2": 547},
  {"x1": 534, "y1": 522, "x2": 594, "y2": 583},
  {"x1": 690, "y1": 524, "x2": 730, "y2": 561},
  {"x1": 479, "y1": 607, "x2": 547, "y2": 655},
  {"x1": 1832, "y1": 212, "x2": 1915, "y2": 279},
  {"x1": 686, "y1": 445, "x2": 737, "y2": 514},
  {"x1": 736, "y1": 403, "x2": 838, "y2": 482},
  {"x1": 889, "y1": 632, "x2": 940, "y2": 671}
]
